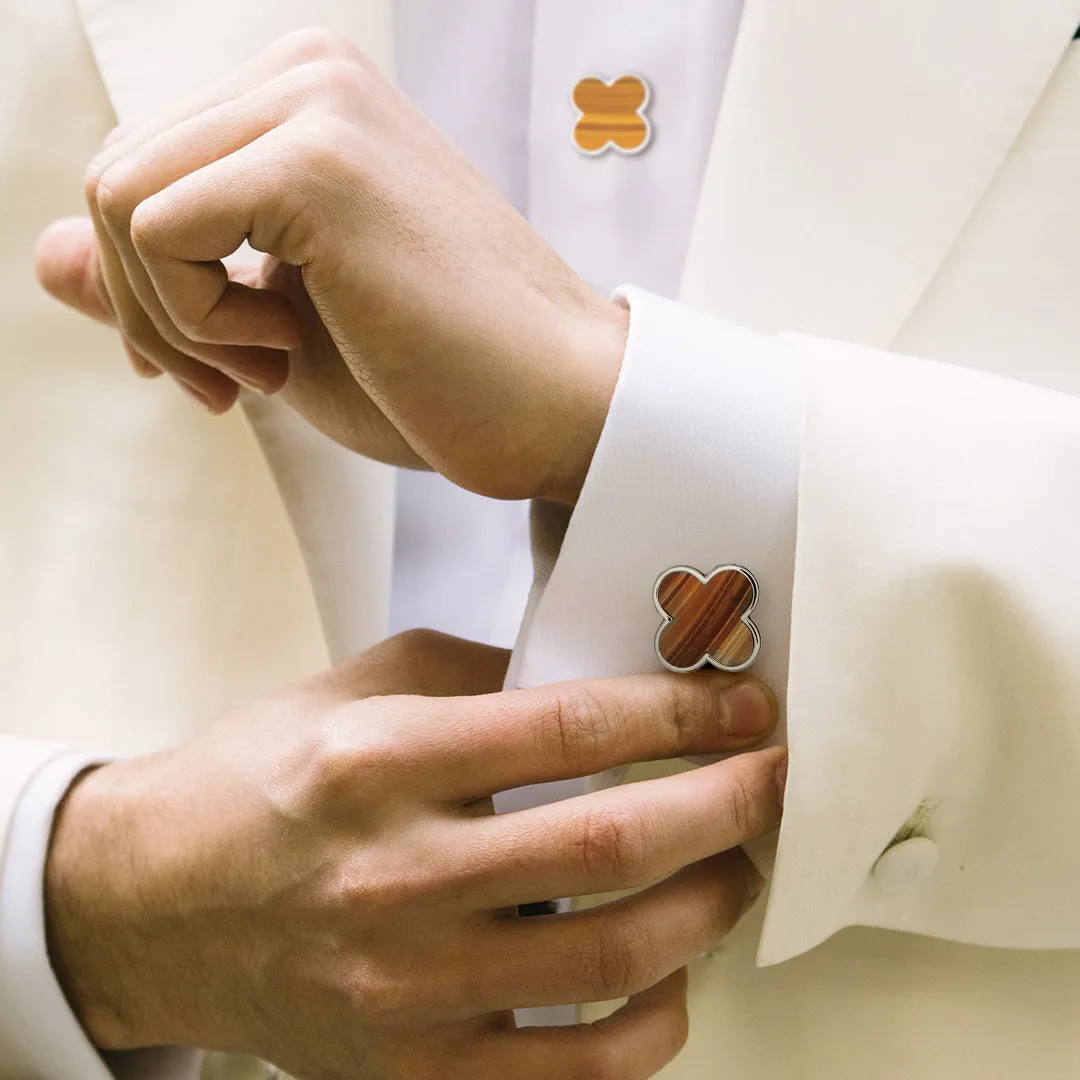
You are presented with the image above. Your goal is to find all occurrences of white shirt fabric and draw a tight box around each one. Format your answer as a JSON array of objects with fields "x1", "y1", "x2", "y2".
[{"x1": 0, "y1": 0, "x2": 797, "y2": 1073}]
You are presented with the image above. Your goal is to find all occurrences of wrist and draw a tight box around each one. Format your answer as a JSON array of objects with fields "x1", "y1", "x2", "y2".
[
  {"x1": 44, "y1": 758, "x2": 175, "y2": 1050},
  {"x1": 542, "y1": 297, "x2": 628, "y2": 506}
]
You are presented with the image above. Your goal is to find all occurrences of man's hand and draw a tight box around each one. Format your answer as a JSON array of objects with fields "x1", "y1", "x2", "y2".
[
  {"x1": 45, "y1": 630, "x2": 784, "y2": 1080},
  {"x1": 35, "y1": 28, "x2": 629, "y2": 505}
]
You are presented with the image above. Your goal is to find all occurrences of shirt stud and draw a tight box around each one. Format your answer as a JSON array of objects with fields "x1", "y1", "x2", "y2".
[{"x1": 572, "y1": 74, "x2": 652, "y2": 156}]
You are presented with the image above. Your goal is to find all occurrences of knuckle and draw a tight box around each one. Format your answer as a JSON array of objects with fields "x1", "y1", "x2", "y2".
[
  {"x1": 305, "y1": 703, "x2": 403, "y2": 802},
  {"x1": 83, "y1": 157, "x2": 106, "y2": 206},
  {"x1": 660, "y1": 672, "x2": 736, "y2": 751},
  {"x1": 723, "y1": 765, "x2": 761, "y2": 838},
  {"x1": 542, "y1": 685, "x2": 620, "y2": 771},
  {"x1": 344, "y1": 965, "x2": 417, "y2": 1027},
  {"x1": 292, "y1": 113, "x2": 360, "y2": 178},
  {"x1": 434, "y1": 958, "x2": 489, "y2": 1020},
  {"x1": 279, "y1": 25, "x2": 365, "y2": 66},
  {"x1": 378, "y1": 628, "x2": 454, "y2": 665},
  {"x1": 592, "y1": 922, "x2": 645, "y2": 1000},
  {"x1": 101, "y1": 120, "x2": 132, "y2": 151},
  {"x1": 93, "y1": 164, "x2": 140, "y2": 224},
  {"x1": 347, "y1": 953, "x2": 474, "y2": 1029},
  {"x1": 84, "y1": 151, "x2": 124, "y2": 209},
  {"x1": 571, "y1": 1044, "x2": 629, "y2": 1080},
  {"x1": 127, "y1": 198, "x2": 167, "y2": 253},
  {"x1": 302, "y1": 731, "x2": 351, "y2": 800},
  {"x1": 118, "y1": 314, "x2": 170, "y2": 360},
  {"x1": 570, "y1": 994, "x2": 688, "y2": 1080},
  {"x1": 329, "y1": 862, "x2": 393, "y2": 912},
  {"x1": 667, "y1": 998, "x2": 691, "y2": 1059},
  {"x1": 576, "y1": 805, "x2": 650, "y2": 887},
  {"x1": 323, "y1": 849, "x2": 448, "y2": 926},
  {"x1": 315, "y1": 57, "x2": 372, "y2": 101},
  {"x1": 177, "y1": 322, "x2": 215, "y2": 346},
  {"x1": 658, "y1": 676, "x2": 707, "y2": 749}
]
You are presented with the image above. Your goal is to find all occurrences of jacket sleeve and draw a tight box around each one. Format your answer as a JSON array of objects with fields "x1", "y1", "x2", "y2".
[{"x1": 509, "y1": 285, "x2": 1080, "y2": 965}]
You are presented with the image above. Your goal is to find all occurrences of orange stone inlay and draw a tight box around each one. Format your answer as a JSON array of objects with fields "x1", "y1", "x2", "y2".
[
  {"x1": 572, "y1": 75, "x2": 651, "y2": 154},
  {"x1": 655, "y1": 566, "x2": 759, "y2": 672}
]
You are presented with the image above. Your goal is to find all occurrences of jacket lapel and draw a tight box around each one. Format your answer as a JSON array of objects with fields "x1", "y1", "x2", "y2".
[
  {"x1": 680, "y1": 0, "x2": 1080, "y2": 347},
  {"x1": 76, "y1": 0, "x2": 393, "y2": 118}
]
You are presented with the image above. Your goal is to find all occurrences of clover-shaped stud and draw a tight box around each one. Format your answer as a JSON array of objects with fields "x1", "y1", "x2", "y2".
[
  {"x1": 653, "y1": 565, "x2": 761, "y2": 674},
  {"x1": 572, "y1": 74, "x2": 652, "y2": 156}
]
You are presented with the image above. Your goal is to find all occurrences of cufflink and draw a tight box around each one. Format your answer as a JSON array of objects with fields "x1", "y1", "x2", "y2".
[
  {"x1": 654, "y1": 565, "x2": 761, "y2": 674},
  {"x1": 572, "y1": 74, "x2": 652, "y2": 155}
]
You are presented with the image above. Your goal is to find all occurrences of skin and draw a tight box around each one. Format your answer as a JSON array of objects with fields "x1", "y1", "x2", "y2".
[
  {"x1": 35, "y1": 27, "x2": 631, "y2": 504},
  {"x1": 47, "y1": 631, "x2": 785, "y2": 1080}
]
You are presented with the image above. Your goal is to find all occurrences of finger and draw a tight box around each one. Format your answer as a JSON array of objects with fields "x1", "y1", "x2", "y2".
[
  {"x1": 382, "y1": 668, "x2": 776, "y2": 799},
  {"x1": 468, "y1": 849, "x2": 760, "y2": 1012},
  {"x1": 92, "y1": 27, "x2": 371, "y2": 178},
  {"x1": 83, "y1": 33, "x2": 372, "y2": 395},
  {"x1": 34, "y1": 218, "x2": 115, "y2": 325},
  {"x1": 461, "y1": 746, "x2": 785, "y2": 907},
  {"x1": 81, "y1": 29, "x2": 372, "y2": 408},
  {"x1": 95, "y1": 78, "x2": 315, "y2": 361},
  {"x1": 91, "y1": 166, "x2": 292, "y2": 401},
  {"x1": 85, "y1": 174, "x2": 243, "y2": 411},
  {"x1": 122, "y1": 339, "x2": 162, "y2": 379},
  {"x1": 123, "y1": 120, "x2": 326, "y2": 361},
  {"x1": 84, "y1": 82, "x2": 314, "y2": 407},
  {"x1": 33, "y1": 217, "x2": 160, "y2": 381},
  {"x1": 480, "y1": 968, "x2": 689, "y2": 1080}
]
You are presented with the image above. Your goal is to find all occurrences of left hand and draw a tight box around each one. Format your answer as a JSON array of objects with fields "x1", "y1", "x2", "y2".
[
  {"x1": 47, "y1": 629, "x2": 782, "y2": 1079},
  {"x1": 35, "y1": 28, "x2": 629, "y2": 504}
]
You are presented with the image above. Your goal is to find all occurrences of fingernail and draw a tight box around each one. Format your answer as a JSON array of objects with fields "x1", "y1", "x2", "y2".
[
  {"x1": 233, "y1": 371, "x2": 278, "y2": 395},
  {"x1": 121, "y1": 341, "x2": 158, "y2": 379},
  {"x1": 723, "y1": 681, "x2": 773, "y2": 739},
  {"x1": 179, "y1": 381, "x2": 214, "y2": 412},
  {"x1": 745, "y1": 863, "x2": 767, "y2": 902},
  {"x1": 775, "y1": 752, "x2": 789, "y2": 808}
]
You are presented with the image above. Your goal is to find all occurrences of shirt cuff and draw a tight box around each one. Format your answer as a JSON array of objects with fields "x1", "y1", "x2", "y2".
[
  {"x1": 506, "y1": 285, "x2": 803, "y2": 874},
  {"x1": 0, "y1": 753, "x2": 202, "y2": 1080},
  {"x1": 510, "y1": 284, "x2": 803, "y2": 721}
]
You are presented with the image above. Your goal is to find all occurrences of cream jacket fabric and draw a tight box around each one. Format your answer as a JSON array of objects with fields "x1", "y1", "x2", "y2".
[
  {"x1": 5, "y1": 1, "x2": 1080, "y2": 1078},
  {"x1": 514, "y1": 3, "x2": 1080, "y2": 1078},
  {"x1": 0, "y1": 1, "x2": 393, "y2": 1076}
]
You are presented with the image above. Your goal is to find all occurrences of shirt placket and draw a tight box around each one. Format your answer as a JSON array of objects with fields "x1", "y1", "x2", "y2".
[{"x1": 526, "y1": 0, "x2": 743, "y2": 300}]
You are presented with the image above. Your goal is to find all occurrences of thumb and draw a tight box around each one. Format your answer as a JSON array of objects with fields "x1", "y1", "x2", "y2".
[{"x1": 35, "y1": 217, "x2": 115, "y2": 325}]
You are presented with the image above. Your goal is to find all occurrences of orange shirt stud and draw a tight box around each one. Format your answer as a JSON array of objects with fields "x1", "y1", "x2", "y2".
[{"x1": 572, "y1": 74, "x2": 652, "y2": 156}]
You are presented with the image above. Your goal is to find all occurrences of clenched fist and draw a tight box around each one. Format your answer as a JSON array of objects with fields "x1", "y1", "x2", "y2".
[{"x1": 36, "y1": 28, "x2": 628, "y2": 504}]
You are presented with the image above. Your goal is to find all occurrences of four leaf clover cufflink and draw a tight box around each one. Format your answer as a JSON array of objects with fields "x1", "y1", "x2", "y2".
[{"x1": 654, "y1": 565, "x2": 761, "y2": 674}]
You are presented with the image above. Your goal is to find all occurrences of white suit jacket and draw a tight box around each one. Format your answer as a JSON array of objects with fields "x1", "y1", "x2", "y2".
[{"x1": 4, "y1": 1, "x2": 1080, "y2": 1078}]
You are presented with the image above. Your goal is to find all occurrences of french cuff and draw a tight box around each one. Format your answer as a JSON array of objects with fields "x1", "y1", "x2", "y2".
[
  {"x1": 506, "y1": 284, "x2": 803, "y2": 926},
  {"x1": 511, "y1": 286, "x2": 803, "y2": 696},
  {"x1": 0, "y1": 748, "x2": 201, "y2": 1080}
]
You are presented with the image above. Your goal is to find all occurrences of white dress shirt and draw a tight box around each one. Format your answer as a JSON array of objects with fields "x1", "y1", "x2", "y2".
[{"x1": 0, "y1": 1, "x2": 799, "y2": 1074}]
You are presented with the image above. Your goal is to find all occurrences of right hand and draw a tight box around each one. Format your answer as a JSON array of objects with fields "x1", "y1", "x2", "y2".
[
  {"x1": 45, "y1": 631, "x2": 784, "y2": 1080},
  {"x1": 35, "y1": 29, "x2": 630, "y2": 505}
]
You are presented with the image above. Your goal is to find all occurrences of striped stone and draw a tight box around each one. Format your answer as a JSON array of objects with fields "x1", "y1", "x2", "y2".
[
  {"x1": 572, "y1": 75, "x2": 651, "y2": 154},
  {"x1": 655, "y1": 565, "x2": 760, "y2": 672}
]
